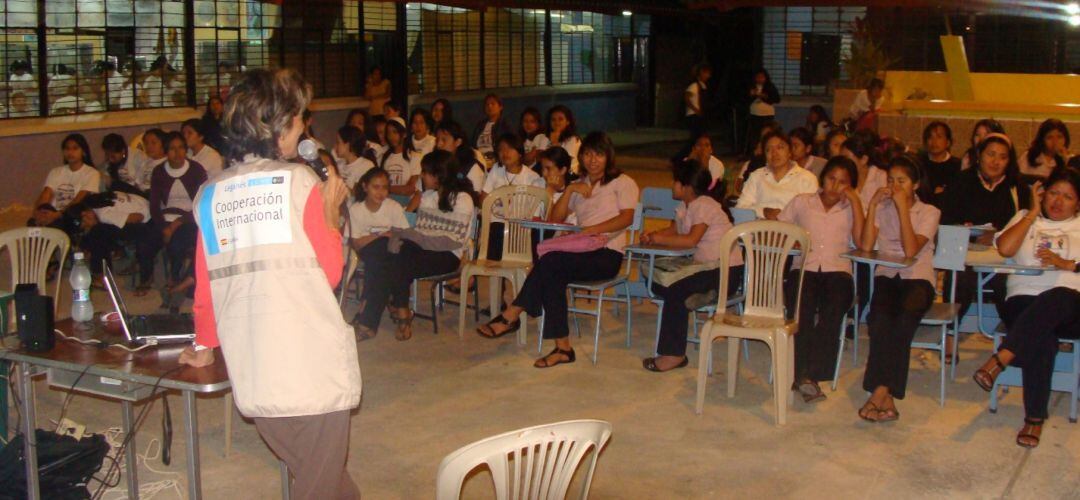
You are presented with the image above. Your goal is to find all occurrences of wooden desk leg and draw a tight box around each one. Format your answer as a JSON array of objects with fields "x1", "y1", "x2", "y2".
[
  {"x1": 121, "y1": 400, "x2": 139, "y2": 500},
  {"x1": 223, "y1": 392, "x2": 233, "y2": 458},
  {"x1": 183, "y1": 390, "x2": 203, "y2": 500},
  {"x1": 19, "y1": 361, "x2": 40, "y2": 500},
  {"x1": 280, "y1": 461, "x2": 291, "y2": 500}
]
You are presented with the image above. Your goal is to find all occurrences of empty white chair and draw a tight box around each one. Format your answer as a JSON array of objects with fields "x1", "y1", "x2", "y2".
[
  {"x1": 435, "y1": 419, "x2": 613, "y2": 500},
  {"x1": 694, "y1": 220, "x2": 809, "y2": 425},
  {"x1": 0, "y1": 227, "x2": 70, "y2": 314}
]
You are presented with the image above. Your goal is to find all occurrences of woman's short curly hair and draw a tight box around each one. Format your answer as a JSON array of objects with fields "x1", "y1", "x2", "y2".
[{"x1": 222, "y1": 68, "x2": 312, "y2": 163}]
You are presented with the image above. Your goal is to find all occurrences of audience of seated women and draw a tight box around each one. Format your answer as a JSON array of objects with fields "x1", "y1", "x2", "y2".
[
  {"x1": 335, "y1": 125, "x2": 376, "y2": 192},
  {"x1": 435, "y1": 120, "x2": 487, "y2": 194},
  {"x1": 547, "y1": 105, "x2": 582, "y2": 174},
  {"x1": 520, "y1": 107, "x2": 550, "y2": 171},
  {"x1": 142, "y1": 131, "x2": 207, "y2": 294},
  {"x1": 32, "y1": 133, "x2": 101, "y2": 234},
  {"x1": 379, "y1": 117, "x2": 421, "y2": 196}
]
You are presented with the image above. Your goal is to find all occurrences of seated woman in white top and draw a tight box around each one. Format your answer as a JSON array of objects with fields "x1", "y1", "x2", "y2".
[
  {"x1": 482, "y1": 133, "x2": 545, "y2": 201},
  {"x1": 407, "y1": 108, "x2": 437, "y2": 158},
  {"x1": 129, "y1": 128, "x2": 169, "y2": 192},
  {"x1": 1019, "y1": 118, "x2": 1070, "y2": 179},
  {"x1": 974, "y1": 169, "x2": 1080, "y2": 449},
  {"x1": 789, "y1": 127, "x2": 827, "y2": 177},
  {"x1": 547, "y1": 105, "x2": 582, "y2": 174},
  {"x1": 858, "y1": 154, "x2": 940, "y2": 422},
  {"x1": 840, "y1": 130, "x2": 889, "y2": 211},
  {"x1": 379, "y1": 117, "x2": 421, "y2": 196},
  {"x1": 735, "y1": 131, "x2": 819, "y2": 219},
  {"x1": 435, "y1": 120, "x2": 486, "y2": 194},
  {"x1": 642, "y1": 159, "x2": 742, "y2": 373},
  {"x1": 538, "y1": 146, "x2": 577, "y2": 227},
  {"x1": 478, "y1": 132, "x2": 639, "y2": 369},
  {"x1": 354, "y1": 151, "x2": 476, "y2": 341},
  {"x1": 33, "y1": 133, "x2": 102, "y2": 228},
  {"x1": 848, "y1": 78, "x2": 885, "y2": 129},
  {"x1": 686, "y1": 133, "x2": 725, "y2": 194},
  {"x1": 778, "y1": 157, "x2": 865, "y2": 402},
  {"x1": 520, "y1": 107, "x2": 550, "y2": 171},
  {"x1": 182, "y1": 118, "x2": 223, "y2": 177},
  {"x1": 368, "y1": 115, "x2": 388, "y2": 159},
  {"x1": 334, "y1": 125, "x2": 376, "y2": 191}
]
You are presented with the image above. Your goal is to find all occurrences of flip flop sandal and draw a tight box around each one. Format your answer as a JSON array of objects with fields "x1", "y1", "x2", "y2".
[
  {"x1": 797, "y1": 382, "x2": 826, "y2": 403},
  {"x1": 534, "y1": 347, "x2": 575, "y2": 368},
  {"x1": 642, "y1": 356, "x2": 689, "y2": 373},
  {"x1": 876, "y1": 407, "x2": 900, "y2": 423},
  {"x1": 354, "y1": 324, "x2": 377, "y2": 341},
  {"x1": 1016, "y1": 418, "x2": 1043, "y2": 448},
  {"x1": 476, "y1": 315, "x2": 520, "y2": 339},
  {"x1": 392, "y1": 311, "x2": 414, "y2": 341},
  {"x1": 858, "y1": 402, "x2": 881, "y2": 422}
]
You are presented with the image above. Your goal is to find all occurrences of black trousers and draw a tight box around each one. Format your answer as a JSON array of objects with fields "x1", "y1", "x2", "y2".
[
  {"x1": 786, "y1": 271, "x2": 854, "y2": 382},
  {"x1": 863, "y1": 275, "x2": 935, "y2": 399},
  {"x1": 1000, "y1": 288, "x2": 1080, "y2": 420},
  {"x1": 945, "y1": 269, "x2": 1007, "y2": 322},
  {"x1": 140, "y1": 221, "x2": 198, "y2": 284},
  {"x1": 745, "y1": 114, "x2": 775, "y2": 155},
  {"x1": 652, "y1": 266, "x2": 745, "y2": 357},
  {"x1": 80, "y1": 222, "x2": 151, "y2": 275},
  {"x1": 355, "y1": 237, "x2": 459, "y2": 330},
  {"x1": 513, "y1": 248, "x2": 623, "y2": 340},
  {"x1": 685, "y1": 113, "x2": 706, "y2": 140}
]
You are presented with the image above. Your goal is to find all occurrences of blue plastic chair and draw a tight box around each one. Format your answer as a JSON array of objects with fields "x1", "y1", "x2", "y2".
[
  {"x1": 990, "y1": 333, "x2": 1080, "y2": 423},
  {"x1": 641, "y1": 187, "x2": 680, "y2": 221}
]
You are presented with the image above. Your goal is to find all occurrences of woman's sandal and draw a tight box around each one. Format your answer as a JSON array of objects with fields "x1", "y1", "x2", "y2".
[
  {"x1": 1016, "y1": 418, "x2": 1043, "y2": 448},
  {"x1": 353, "y1": 323, "x2": 377, "y2": 341},
  {"x1": 534, "y1": 347, "x2": 575, "y2": 368},
  {"x1": 476, "y1": 315, "x2": 520, "y2": 339},
  {"x1": 642, "y1": 356, "x2": 689, "y2": 372},
  {"x1": 392, "y1": 310, "x2": 413, "y2": 341},
  {"x1": 973, "y1": 353, "x2": 1006, "y2": 392},
  {"x1": 858, "y1": 401, "x2": 881, "y2": 422},
  {"x1": 795, "y1": 381, "x2": 826, "y2": 404},
  {"x1": 876, "y1": 406, "x2": 900, "y2": 423}
]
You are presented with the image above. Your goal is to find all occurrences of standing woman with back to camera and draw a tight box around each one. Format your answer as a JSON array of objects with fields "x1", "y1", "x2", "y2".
[{"x1": 179, "y1": 68, "x2": 361, "y2": 499}]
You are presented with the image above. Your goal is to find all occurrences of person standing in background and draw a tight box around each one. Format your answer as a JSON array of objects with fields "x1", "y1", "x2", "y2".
[
  {"x1": 745, "y1": 69, "x2": 780, "y2": 157},
  {"x1": 364, "y1": 66, "x2": 391, "y2": 117},
  {"x1": 685, "y1": 63, "x2": 712, "y2": 142}
]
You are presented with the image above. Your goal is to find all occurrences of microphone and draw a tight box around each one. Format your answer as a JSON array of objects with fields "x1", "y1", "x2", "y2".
[{"x1": 297, "y1": 138, "x2": 329, "y2": 181}]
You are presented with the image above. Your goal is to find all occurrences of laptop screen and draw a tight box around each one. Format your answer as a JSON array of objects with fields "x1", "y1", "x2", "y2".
[{"x1": 102, "y1": 263, "x2": 136, "y2": 343}]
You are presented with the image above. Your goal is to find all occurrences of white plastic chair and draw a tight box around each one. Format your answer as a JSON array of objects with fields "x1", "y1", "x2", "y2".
[
  {"x1": 694, "y1": 220, "x2": 809, "y2": 425},
  {"x1": 338, "y1": 247, "x2": 360, "y2": 307},
  {"x1": 0, "y1": 227, "x2": 70, "y2": 313},
  {"x1": 458, "y1": 185, "x2": 550, "y2": 342},
  {"x1": 435, "y1": 419, "x2": 613, "y2": 500}
]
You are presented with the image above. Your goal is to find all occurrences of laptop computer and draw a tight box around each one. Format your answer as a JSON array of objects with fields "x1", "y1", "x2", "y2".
[{"x1": 103, "y1": 263, "x2": 195, "y2": 345}]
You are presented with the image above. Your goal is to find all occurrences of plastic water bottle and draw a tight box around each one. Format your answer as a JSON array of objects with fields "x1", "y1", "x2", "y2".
[{"x1": 69, "y1": 252, "x2": 94, "y2": 323}]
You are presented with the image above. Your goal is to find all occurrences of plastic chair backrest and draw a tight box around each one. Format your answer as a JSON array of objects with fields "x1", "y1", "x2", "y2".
[
  {"x1": 339, "y1": 248, "x2": 359, "y2": 306},
  {"x1": 641, "y1": 187, "x2": 679, "y2": 221},
  {"x1": 730, "y1": 208, "x2": 756, "y2": 224},
  {"x1": 478, "y1": 186, "x2": 550, "y2": 264},
  {"x1": 933, "y1": 225, "x2": 970, "y2": 272},
  {"x1": 715, "y1": 220, "x2": 808, "y2": 320},
  {"x1": 435, "y1": 419, "x2": 613, "y2": 500},
  {"x1": 0, "y1": 227, "x2": 70, "y2": 313}
]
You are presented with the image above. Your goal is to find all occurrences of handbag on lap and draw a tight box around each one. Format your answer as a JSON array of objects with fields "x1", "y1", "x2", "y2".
[{"x1": 536, "y1": 232, "x2": 608, "y2": 258}]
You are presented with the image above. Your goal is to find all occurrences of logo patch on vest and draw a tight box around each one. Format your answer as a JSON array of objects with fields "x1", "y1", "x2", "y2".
[{"x1": 199, "y1": 171, "x2": 294, "y2": 255}]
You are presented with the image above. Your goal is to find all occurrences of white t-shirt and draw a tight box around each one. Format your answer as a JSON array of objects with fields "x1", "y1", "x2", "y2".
[
  {"x1": 707, "y1": 156, "x2": 725, "y2": 184},
  {"x1": 339, "y1": 156, "x2": 375, "y2": 191},
  {"x1": 466, "y1": 163, "x2": 486, "y2": 194},
  {"x1": 567, "y1": 174, "x2": 640, "y2": 253},
  {"x1": 749, "y1": 84, "x2": 775, "y2": 117},
  {"x1": 163, "y1": 161, "x2": 193, "y2": 222},
  {"x1": 735, "y1": 163, "x2": 820, "y2": 218},
  {"x1": 524, "y1": 134, "x2": 551, "y2": 157},
  {"x1": 482, "y1": 164, "x2": 544, "y2": 194},
  {"x1": 94, "y1": 192, "x2": 150, "y2": 228},
  {"x1": 348, "y1": 198, "x2": 409, "y2": 237},
  {"x1": 686, "y1": 81, "x2": 705, "y2": 117},
  {"x1": 849, "y1": 89, "x2": 884, "y2": 120},
  {"x1": 369, "y1": 143, "x2": 388, "y2": 160},
  {"x1": 996, "y1": 210, "x2": 1080, "y2": 298},
  {"x1": 189, "y1": 145, "x2": 223, "y2": 178},
  {"x1": 420, "y1": 189, "x2": 476, "y2": 257},
  {"x1": 476, "y1": 122, "x2": 495, "y2": 155},
  {"x1": 381, "y1": 151, "x2": 421, "y2": 190},
  {"x1": 43, "y1": 165, "x2": 101, "y2": 211},
  {"x1": 559, "y1": 136, "x2": 582, "y2": 174},
  {"x1": 128, "y1": 151, "x2": 166, "y2": 192},
  {"x1": 410, "y1": 134, "x2": 436, "y2": 159}
]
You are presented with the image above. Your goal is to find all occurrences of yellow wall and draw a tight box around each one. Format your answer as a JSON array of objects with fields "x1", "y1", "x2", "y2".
[{"x1": 885, "y1": 70, "x2": 1080, "y2": 108}]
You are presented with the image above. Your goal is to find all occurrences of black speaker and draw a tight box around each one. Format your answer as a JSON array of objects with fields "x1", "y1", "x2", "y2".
[{"x1": 15, "y1": 283, "x2": 54, "y2": 352}]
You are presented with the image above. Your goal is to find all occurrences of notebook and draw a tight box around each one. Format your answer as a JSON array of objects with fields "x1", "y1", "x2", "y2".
[{"x1": 103, "y1": 264, "x2": 195, "y2": 345}]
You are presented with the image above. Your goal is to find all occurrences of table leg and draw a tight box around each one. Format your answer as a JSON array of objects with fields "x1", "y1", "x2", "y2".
[
  {"x1": 975, "y1": 270, "x2": 997, "y2": 338},
  {"x1": 859, "y1": 263, "x2": 876, "y2": 323},
  {"x1": 183, "y1": 390, "x2": 202, "y2": 499},
  {"x1": 19, "y1": 361, "x2": 40, "y2": 500},
  {"x1": 121, "y1": 400, "x2": 139, "y2": 500},
  {"x1": 280, "y1": 461, "x2": 291, "y2": 500}
]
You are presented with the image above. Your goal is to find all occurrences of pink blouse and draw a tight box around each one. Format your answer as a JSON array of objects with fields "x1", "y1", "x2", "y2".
[
  {"x1": 676, "y1": 196, "x2": 743, "y2": 266},
  {"x1": 778, "y1": 192, "x2": 855, "y2": 274},
  {"x1": 873, "y1": 198, "x2": 941, "y2": 283}
]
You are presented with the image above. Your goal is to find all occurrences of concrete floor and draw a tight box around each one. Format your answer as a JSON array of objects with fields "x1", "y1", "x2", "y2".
[{"x1": 4, "y1": 146, "x2": 1080, "y2": 499}]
